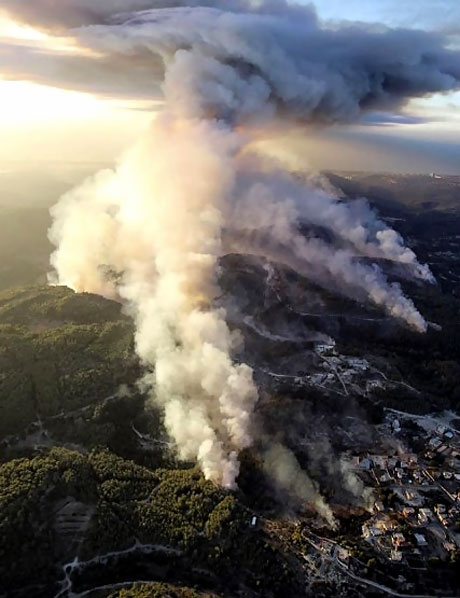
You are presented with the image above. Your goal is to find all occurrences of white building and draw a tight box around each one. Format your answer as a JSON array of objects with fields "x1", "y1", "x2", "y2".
[
  {"x1": 418, "y1": 508, "x2": 432, "y2": 525},
  {"x1": 392, "y1": 419, "x2": 401, "y2": 433},
  {"x1": 414, "y1": 534, "x2": 428, "y2": 547}
]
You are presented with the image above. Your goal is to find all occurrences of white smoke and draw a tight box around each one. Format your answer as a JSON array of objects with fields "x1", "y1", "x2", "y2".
[
  {"x1": 263, "y1": 443, "x2": 337, "y2": 528},
  {"x1": 48, "y1": 1, "x2": 449, "y2": 516},
  {"x1": 225, "y1": 161, "x2": 429, "y2": 331},
  {"x1": 51, "y1": 116, "x2": 258, "y2": 489}
]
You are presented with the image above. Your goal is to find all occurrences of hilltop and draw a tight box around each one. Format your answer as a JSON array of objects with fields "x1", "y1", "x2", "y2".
[{"x1": 0, "y1": 285, "x2": 138, "y2": 439}]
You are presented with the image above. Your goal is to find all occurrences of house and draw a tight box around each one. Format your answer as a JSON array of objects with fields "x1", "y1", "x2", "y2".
[
  {"x1": 315, "y1": 342, "x2": 336, "y2": 356},
  {"x1": 380, "y1": 473, "x2": 392, "y2": 484},
  {"x1": 390, "y1": 550, "x2": 403, "y2": 562},
  {"x1": 418, "y1": 508, "x2": 432, "y2": 525},
  {"x1": 438, "y1": 513, "x2": 450, "y2": 527},
  {"x1": 403, "y1": 507, "x2": 415, "y2": 518},
  {"x1": 250, "y1": 516, "x2": 258, "y2": 528},
  {"x1": 388, "y1": 457, "x2": 398, "y2": 470},
  {"x1": 392, "y1": 533, "x2": 405, "y2": 548},
  {"x1": 372, "y1": 455, "x2": 387, "y2": 469},
  {"x1": 429, "y1": 437, "x2": 442, "y2": 449},
  {"x1": 363, "y1": 526, "x2": 382, "y2": 540},
  {"x1": 404, "y1": 489, "x2": 418, "y2": 502},
  {"x1": 374, "y1": 501, "x2": 384, "y2": 513},
  {"x1": 392, "y1": 419, "x2": 401, "y2": 433},
  {"x1": 375, "y1": 516, "x2": 395, "y2": 532},
  {"x1": 359, "y1": 458, "x2": 372, "y2": 471},
  {"x1": 414, "y1": 534, "x2": 428, "y2": 547},
  {"x1": 395, "y1": 468, "x2": 404, "y2": 480},
  {"x1": 444, "y1": 431, "x2": 454, "y2": 440}
]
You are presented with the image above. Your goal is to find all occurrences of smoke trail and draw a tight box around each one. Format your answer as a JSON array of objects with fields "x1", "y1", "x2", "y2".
[
  {"x1": 48, "y1": 1, "x2": 456, "y2": 512},
  {"x1": 263, "y1": 443, "x2": 337, "y2": 528},
  {"x1": 225, "y1": 164, "x2": 429, "y2": 331},
  {"x1": 241, "y1": 165, "x2": 435, "y2": 282}
]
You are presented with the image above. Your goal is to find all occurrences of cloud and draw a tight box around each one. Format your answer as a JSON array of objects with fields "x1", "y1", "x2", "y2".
[
  {"x1": 1, "y1": 1, "x2": 178, "y2": 30},
  {"x1": 1, "y1": 1, "x2": 458, "y2": 110},
  {"x1": 0, "y1": 0, "x2": 315, "y2": 30},
  {"x1": 0, "y1": 39, "x2": 163, "y2": 99},
  {"x1": 360, "y1": 112, "x2": 433, "y2": 126}
]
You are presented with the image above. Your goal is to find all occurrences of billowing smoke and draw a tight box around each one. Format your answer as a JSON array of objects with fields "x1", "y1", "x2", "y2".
[
  {"x1": 306, "y1": 437, "x2": 375, "y2": 510},
  {"x1": 48, "y1": 1, "x2": 457, "y2": 517},
  {"x1": 263, "y1": 443, "x2": 336, "y2": 528},
  {"x1": 50, "y1": 117, "x2": 258, "y2": 488},
  {"x1": 75, "y1": 4, "x2": 460, "y2": 122}
]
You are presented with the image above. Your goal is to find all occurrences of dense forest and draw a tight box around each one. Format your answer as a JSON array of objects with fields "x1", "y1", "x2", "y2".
[{"x1": 0, "y1": 447, "x2": 299, "y2": 597}]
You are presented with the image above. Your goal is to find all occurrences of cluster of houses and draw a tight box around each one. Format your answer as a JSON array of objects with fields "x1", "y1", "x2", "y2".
[
  {"x1": 362, "y1": 497, "x2": 459, "y2": 564},
  {"x1": 356, "y1": 451, "x2": 423, "y2": 486},
  {"x1": 354, "y1": 419, "x2": 460, "y2": 565},
  {"x1": 425, "y1": 424, "x2": 460, "y2": 462}
]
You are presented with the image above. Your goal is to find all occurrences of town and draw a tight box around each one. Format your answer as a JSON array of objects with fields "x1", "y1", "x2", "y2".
[{"x1": 293, "y1": 410, "x2": 460, "y2": 596}]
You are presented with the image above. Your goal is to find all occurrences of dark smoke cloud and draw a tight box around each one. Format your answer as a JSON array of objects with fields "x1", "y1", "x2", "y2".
[
  {"x1": 1, "y1": 1, "x2": 459, "y2": 114},
  {"x1": 76, "y1": 6, "x2": 460, "y2": 125},
  {"x1": 1, "y1": 0, "x2": 314, "y2": 30},
  {"x1": 1, "y1": 1, "x2": 176, "y2": 30},
  {"x1": 0, "y1": 1, "x2": 315, "y2": 98}
]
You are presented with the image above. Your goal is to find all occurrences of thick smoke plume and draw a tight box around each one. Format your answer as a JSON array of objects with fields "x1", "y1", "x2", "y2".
[
  {"x1": 48, "y1": 1, "x2": 456, "y2": 516},
  {"x1": 51, "y1": 117, "x2": 258, "y2": 488},
  {"x1": 263, "y1": 443, "x2": 336, "y2": 528}
]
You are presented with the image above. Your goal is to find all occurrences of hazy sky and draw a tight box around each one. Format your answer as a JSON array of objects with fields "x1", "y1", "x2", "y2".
[
  {"x1": 0, "y1": 1, "x2": 459, "y2": 173},
  {"x1": 312, "y1": 0, "x2": 460, "y2": 30}
]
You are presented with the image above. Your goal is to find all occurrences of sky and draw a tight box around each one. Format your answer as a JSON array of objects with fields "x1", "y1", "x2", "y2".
[
  {"x1": 0, "y1": 1, "x2": 459, "y2": 173},
  {"x1": 312, "y1": 0, "x2": 460, "y2": 30}
]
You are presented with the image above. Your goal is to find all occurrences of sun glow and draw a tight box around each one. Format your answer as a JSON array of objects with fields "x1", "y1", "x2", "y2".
[
  {"x1": 0, "y1": 15, "x2": 46, "y2": 41},
  {"x1": 0, "y1": 14, "x2": 99, "y2": 55},
  {"x1": 0, "y1": 79, "x2": 111, "y2": 125},
  {"x1": 0, "y1": 78, "x2": 153, "y2": 162}
]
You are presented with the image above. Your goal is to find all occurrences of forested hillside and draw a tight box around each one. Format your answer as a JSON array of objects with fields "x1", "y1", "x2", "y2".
[{"x1": 0, "y1": 286, "x2": 138, "y2": 438}]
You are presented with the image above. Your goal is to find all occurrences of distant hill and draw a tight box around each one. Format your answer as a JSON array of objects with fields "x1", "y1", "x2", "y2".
[
  {"x1": 0, "y1": 205, "x2": 52, "y2": 291},
  {"x1": 325, "y1": 172, "x2": 460, "y2": 214},
  {"x1": 0, "y1": 161, "x2": 111, "y2": 291}
]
